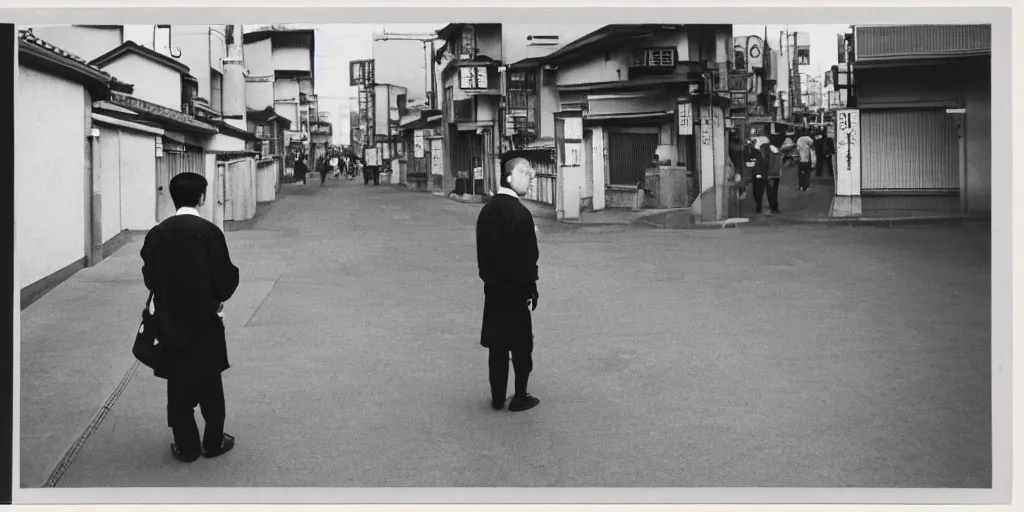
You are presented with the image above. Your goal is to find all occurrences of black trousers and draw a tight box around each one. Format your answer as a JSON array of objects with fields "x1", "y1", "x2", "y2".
[
  {"x1": 320, "y1": 171, "x2": 328, "y2": 185},
  {"x1": 488, "y1": 338, "x2": 534, "y2": 402},
  {"x1": 766, "y1": 178, "x2": 780, "y2": 212},
  {"x1": 167, "y1": 373, "x2": 225, "y2": 457},
  {"x1": 751, "y1": 176, "x2": 766, "y2": 213},
  {"x1": 816, "y1": 156, "x2": 833, "y2": 177},
  {"x1": 297, "y1": 173, "x2": 307, "y2": 185},
  {"x1": 798, "y1": 163, "x2": 812, "y2": 190}
]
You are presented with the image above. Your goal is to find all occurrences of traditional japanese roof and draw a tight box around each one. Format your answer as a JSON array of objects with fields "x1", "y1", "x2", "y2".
[
  {"x1": 109, "y1": 92, "x2": 218, "y2": 134},
  {"x1": 539, "y1": 25, "x2": 686, "y2": 65},
  {"x1": 247, "y1": 107, "x2": 292, "y2": 128},
  {"x1": 18, "y1": 29, "x2": 134, "y2": 96},
  {"x1": 90, "y1": 41, "x2": 191, "y2": 75},
  {"x1": 210, "y1": 121, "x2": 261, "y2": 142},
  {"x1": 399, "y1": 109, "x2": 443, "y2": 131}
]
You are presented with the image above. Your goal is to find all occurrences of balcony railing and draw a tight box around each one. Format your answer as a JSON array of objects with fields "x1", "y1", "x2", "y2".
[{"x1": 855, "y1": 24, "x2": 990, "y2": 61}]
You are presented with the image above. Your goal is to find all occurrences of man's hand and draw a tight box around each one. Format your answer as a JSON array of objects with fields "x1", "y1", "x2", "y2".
[{"x1": 529, "y1": 291, "x2": 539, "y2": 311}]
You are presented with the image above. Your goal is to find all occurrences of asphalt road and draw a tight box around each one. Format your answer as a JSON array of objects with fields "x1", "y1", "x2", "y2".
[{"x1": 21, "y1": 177, "x2": 992, "y2": 488}]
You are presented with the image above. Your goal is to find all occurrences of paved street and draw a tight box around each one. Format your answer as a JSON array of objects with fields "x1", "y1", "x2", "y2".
[{"x1": 20, "y1": 177, "x2": 991, "y2": 488}]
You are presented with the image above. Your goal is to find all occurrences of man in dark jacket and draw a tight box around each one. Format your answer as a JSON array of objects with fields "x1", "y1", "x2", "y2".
[
  {"x1": 294, "y1": 155, "x2": 309, "y2": 185},
  {"x1": 475, "y1": 157, "x2": 540, "y2": 412},
  {"x1": 141, "y1": 172, "x2": 240, "y2": 462},
  {"x1": 743, "y1": 139, "x2": 769, "y2": 214}
]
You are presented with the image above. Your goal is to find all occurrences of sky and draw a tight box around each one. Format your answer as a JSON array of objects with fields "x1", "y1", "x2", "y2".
[{"x1": 308, "y1": 24, "x2": 852, "y2": 145}]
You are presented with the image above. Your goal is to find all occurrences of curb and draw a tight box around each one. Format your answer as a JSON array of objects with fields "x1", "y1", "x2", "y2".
[{"x1": 774, "y1": 215, "x2": 990, "y2": 228}]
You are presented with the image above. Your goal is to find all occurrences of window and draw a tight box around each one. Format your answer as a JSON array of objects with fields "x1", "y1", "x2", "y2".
[
  {"x1": 508, "y1": 90, "x2": 528, "y2": 110},
  {"x1": 255, "y1": 125, "x2": 267, "y2": 138},
  {"x1": 631, "y1": 48, "x2": 677, "y2": 68}
]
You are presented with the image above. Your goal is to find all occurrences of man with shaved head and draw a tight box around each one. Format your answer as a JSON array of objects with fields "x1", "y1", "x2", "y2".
[{"x1": 476, "y1": 156, "x2": 541, "y2": 412}]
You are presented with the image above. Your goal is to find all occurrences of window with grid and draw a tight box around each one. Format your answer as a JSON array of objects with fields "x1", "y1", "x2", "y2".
[
  {"x1": 508, "y1": 90, "x2": 528, "y2": 110},
  {"x1": 632, "y1": 48, "x2": 677, "y2": 68}
]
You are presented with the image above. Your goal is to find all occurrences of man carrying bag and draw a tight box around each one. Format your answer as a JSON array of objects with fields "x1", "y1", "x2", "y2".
[{"x1": 140, "y1": 172, "x2": 240, "y2": 462}]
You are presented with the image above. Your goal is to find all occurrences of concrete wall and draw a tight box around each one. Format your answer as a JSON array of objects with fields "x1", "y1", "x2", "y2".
[
  {"x1": 963, "y1": 57, "x2": 991, "y2": 213},
  {"x1": 97, "y1": 126, "x2": 158, "y2": 240},
  {"x1": 99, "y1": 53, "x2": 181, "y2": 110},
  {"x1": 16, "y1": 67, "x2": 88, "y2": 288},
  {"x1": 172, "y1": 25, "x2": 214, "y2": 101},
  {"x1": 117, "y1": 130, "x2": 159, "y2": 230},
  {"x1": 272, "y1": 46, "x2": 311, "y2": 71},
  {"x1": 538, "y1": 70, "x2": 560, "y2": 138},
  {"x1": 244, "y1": 38, "x2": 274, "y2": 110},
  {"x1": 29, "y1": 26, "x2": 123, "y2": 62}
]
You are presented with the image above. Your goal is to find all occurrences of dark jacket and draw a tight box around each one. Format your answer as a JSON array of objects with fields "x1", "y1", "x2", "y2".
[
  {"x1": 294, "y1": 160, "x2": 309, "y2": 177},
  {"x1": 743, "y1": 146, "x2": 768, "y2": 181},
  {"x1": 476, "y1": 193, "x2": 539, "y2": 348},
  {"x1": 141, "y1": 212, "x2": 240, "y2": 380}
]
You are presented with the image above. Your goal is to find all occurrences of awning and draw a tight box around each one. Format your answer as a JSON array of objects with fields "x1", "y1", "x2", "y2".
[
  {"x1": 558, "y1": 76, "x2": 699, "y2": 93},
  {"x1": 585, "y1": 111, "x2": 673, "y2": 121}
]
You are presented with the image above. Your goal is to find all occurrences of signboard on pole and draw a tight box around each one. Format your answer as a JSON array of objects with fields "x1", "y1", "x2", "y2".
[
  {"x1": 835, "y1": 108, "x2": 861, "y2": 196},
  {"x1": 678, "y1": 102, "x2": 693, "y2": 136},
  {"x1": 414, "y1": 130, "x2": 425, "y2": 158},
  {"x1": 430, "y1": 138, "x2": 442, "y2": 175}
]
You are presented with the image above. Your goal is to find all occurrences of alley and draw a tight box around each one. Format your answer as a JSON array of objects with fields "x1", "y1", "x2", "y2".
[{"x1": 20, "y1": 178, "x2": 991, "y2": 489}]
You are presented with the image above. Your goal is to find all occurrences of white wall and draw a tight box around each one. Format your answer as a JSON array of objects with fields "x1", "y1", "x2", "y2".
[
  {"x1": 244, "y1": 38, "x2": 274, "y2": 110},
  {"x1": 16, "y1": 67, "x2": 88, "y2": 287},
  {"x1": 173, "y1": 25, "x2": 213, "y2": 101},
  {"x1": 99, "y1": 53, "x2": 180, "y2": 110},
  {"x1": 98, "y1": 126, "x2": 123, "y2": 242},
  {"x1": 28, "y1": 26, "x2": 123, "y2": 63},
  {"x1": 97, "y1": 127, "x2": 159, "y2": 240},
  {"x1": 118, "y1": 131, "x2": 158, "y2": 230},
  {"x1": 272, "y1": 46, "x2": 311, "y2": 71}
]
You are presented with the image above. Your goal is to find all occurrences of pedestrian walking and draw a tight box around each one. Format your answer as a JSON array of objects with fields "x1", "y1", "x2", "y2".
[
  {"x1": 475, "y1": 156, "x2": 540, "y2": 413},
  {"x1": 762, "y1": 140, "x2": 783, "y2": 214},
  {"x1": 795, "y1": 130, "x2": 816, "y2": 191},
  {"x1": 819, "y1": 130, "x2": 836, "y2": 177},
  {"x1": 318, "y1": 157, "x2": 331, "y2": 186},
  {"x1": 294, "y1": 155, "x2": 309, "y2": 185},
  {"x1": 743, "y1": 138, "x2": 769, "y2": 214},
  {"x1": 140, "y1": 172, "x2": 240, "y2": 463}
]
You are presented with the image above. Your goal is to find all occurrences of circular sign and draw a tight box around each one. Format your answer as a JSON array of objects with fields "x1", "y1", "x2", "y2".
[{"x1": 749, "y1": 44, "x2": 761, "y2": 59}]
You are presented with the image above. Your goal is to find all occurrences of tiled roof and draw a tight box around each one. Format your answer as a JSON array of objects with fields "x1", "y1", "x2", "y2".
[
  {"x1": 19, "y1": 29, "x2": 133, "y2": 91},
  {"x1": 18, "y1": 29, "x2": 111, "y2": 79},
  {"x1": 110, "y1": 92, "x2": 218, "y2": 134}
]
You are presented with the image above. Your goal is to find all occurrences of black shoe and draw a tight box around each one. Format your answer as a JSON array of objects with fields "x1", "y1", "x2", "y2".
[
  {"x1": 171, "y1": 443, "x2": 200, "y2": 463},
  {"x1": 492, "y1": 398, "x2": 505, "y2": 410},
  {"x1": 508, "y1": 394, "x2": 540, "y2": 412},
  {"x1": 771, "y1": 209, "x2": 780, "y2": 214},
  {"x1": 203, "y1": 433, "x2": 236, "y2": 458}
]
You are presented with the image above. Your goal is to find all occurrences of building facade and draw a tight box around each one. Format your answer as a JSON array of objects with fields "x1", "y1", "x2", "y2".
[
  {"x1": 520, "y1": 24, "x2": 734, "y2": 220},
  {"x1": 243, "y1": 26, "x2": 316, "y2": 170},
  {"x1": 833, "y1": 24, "x2": 991, "y2": 217}
]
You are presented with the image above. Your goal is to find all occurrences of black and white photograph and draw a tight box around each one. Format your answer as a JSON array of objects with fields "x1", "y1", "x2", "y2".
[{"x1": 6, "y1": 2, "x2": 1014, "y2": 507}]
